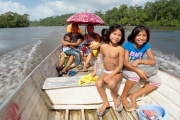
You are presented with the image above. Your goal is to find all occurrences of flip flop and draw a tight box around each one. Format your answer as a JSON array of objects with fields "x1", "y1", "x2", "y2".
[
  {"x1": 123, "y1": 104, "x2": 136, "y2": 112},
  {"x1": 77, "y1": 65, "x2": 83, "y2": 70},
  {"x1": 67, "y1": 70, "x2": 78, "y2": 77},
  {"x1": 96, "y1": 106, "x2": 111, "y2": 116},
  {"x1": 83, "y1": 68, "x2": 88, "y2": 72},
  {"x1": 115, "y1": 95, "x2": 123, "y2": 112}
]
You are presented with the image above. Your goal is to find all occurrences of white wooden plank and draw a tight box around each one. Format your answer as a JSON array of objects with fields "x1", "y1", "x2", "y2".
[
  {"x1": 157, "y1": 71, "x2": 180, "y2": 93},
  {"x1": 65, "y1": 109, "x2": 69, "y2": 120},
  {"x1": 44, "y1": 83, "x2": 123, "y2": 105},
  {"x1": 148, "y1": 90, "x2": 180, "y2": 119},
  {"x1": 81, "y1": 109, "x2": 85, "y2": 120},
  {"x1": 156, "y1": 83, "x2": 180, "y2": 108}
]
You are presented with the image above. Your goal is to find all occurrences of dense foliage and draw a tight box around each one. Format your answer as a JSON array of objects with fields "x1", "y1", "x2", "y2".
[
  {"x1": 1, "y1": 0, "x2": 180, "y2": 27},
  {"x1": 0, "y1": 12, "x2": 29, "y2": 28},
  {"x1": 95, "y1": 0, "x2": 180, "y2": 26},
  {"x1": 30, "y1": 13, "x2": 74, "y2": 26}
]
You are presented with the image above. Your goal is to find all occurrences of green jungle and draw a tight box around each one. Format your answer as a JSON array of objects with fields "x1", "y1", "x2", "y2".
[{"x1": 0, "y1": 0, "x2": 180, "y2": 28}]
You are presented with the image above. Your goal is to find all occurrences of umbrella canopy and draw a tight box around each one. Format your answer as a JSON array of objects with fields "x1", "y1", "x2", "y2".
[{"x1": 66, "y1": 12, "x2": 105, "y2": 25}]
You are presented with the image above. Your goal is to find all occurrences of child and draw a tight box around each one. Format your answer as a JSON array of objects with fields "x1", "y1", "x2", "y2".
[
  {"x1": 91, "y1": 28, "x2": 108, "y2": 77},
  {"x1": 121, "y1": 25, "x2": 162, "y2": 111},
  {"x1": 100, "y1": 28, "x2": 108, "y2": 43},
  {"x1": 62, "y1": 33, "x2": 72, "y2": 53},
  {"x1": 96, "y1": 24, "x2": 125, "y2": 116},
  {"x1": 82, "y1": 33, "x2": 100, "y2": 72}
]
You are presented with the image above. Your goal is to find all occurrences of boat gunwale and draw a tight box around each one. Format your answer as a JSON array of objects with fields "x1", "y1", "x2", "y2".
[{"x1": 0, "y1": 45, "x2": 61, "y2": 112}]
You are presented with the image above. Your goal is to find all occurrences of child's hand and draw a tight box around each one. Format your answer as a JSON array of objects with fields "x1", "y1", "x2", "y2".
[
  {"x1": 103, "y1": 75, "x2": 111, "y2": 83},
  {"x1": 91, "y1": 73, "x2": 95, "y2": 77},
  {"x1": 130, "y1": 60, "x2": 139, "y2": 67},
  {"x1": 136, "y1": 69, "x2": 149, "y2": 80},
  {"x1": 62, "y1": 41, "x2": 69, "y2": 46}
]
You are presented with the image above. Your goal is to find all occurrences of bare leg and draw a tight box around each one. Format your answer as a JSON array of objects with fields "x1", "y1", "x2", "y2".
[
  {"x1": 58, "y1": 53, "x2": 66, "y2": 67},
  {"x1": 62, "y1": 55, "x2": 74, "y2": 73},
  {"x1": 121, "y1": 80, "x2": 136, "y2": 106},
  {"x1": 108, "y1": 73, "x2": 122, "y2": 110},
  {"x1": 129, "y1": 83, "x2": 157, "y2": 108},
  {"x1": 83, "y1": 53, "x2": 92, "y2": 71},
  {"x1": 96, "y1": 73, "x2": 110, "y2": 111}
]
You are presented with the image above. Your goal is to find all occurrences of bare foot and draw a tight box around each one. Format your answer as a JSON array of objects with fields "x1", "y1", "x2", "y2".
[
  {"x1": 86, "y1": 63, "x2": 91, "y2": 68},
  {"x1": 82, "y1": 66, "x2": 88, "y2": 72},
  {"x1": 128, "y1": 94, "x2": 138, "y2": 109},
  {"x1": 121, "y1": 95, "x2": 130, "y2": 106},
  {"x1": 97, "y1": 102, "x2": 110, "y2": 113},
  {"x1": 62, "y1": 68, "x2": 68, "y2": 74}
]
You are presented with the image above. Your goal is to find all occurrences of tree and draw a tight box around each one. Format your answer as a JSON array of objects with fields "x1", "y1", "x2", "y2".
[{"x1": 0, "y1": 11, "x2": 29, "y2": 28}]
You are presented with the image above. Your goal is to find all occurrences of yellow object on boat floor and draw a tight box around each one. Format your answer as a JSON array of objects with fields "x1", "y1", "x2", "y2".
[{"x1": 78, "y1": 74, "x2": 98, "y2": 85}]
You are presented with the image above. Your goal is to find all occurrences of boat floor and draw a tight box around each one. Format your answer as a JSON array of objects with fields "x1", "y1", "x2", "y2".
[
  {"x1": 48, "y1": 103, "x2": 143, "y2": 120},
  {"x1": 61, "y1": 64, "x2": 95, "y2": 77}
]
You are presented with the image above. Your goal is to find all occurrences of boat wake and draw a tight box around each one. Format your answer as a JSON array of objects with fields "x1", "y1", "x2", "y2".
[
  {"x1": 0, "y1": 40, "x2": 44, "y2": 105},
  {"x1": 153, "y1": 49, "x2": 180, "y2": 75}
]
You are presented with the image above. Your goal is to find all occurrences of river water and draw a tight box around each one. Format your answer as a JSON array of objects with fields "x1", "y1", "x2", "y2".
[{"x1": 0, "y1": 26, "x2": 180, "y2": 106}]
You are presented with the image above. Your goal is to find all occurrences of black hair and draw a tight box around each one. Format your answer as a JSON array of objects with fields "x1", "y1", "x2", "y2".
[
  {"x1": 72, "y1": 23, "x2": 78, "y2": 27},
  {"x1": 90, "y1": 33, "x2": 96, "y2": 39},
  {"x1": 63, "y1": 33, "x2": 72, "y2": 40},
  {"x1": 101, "y1": 28, "x2": 108, "y2": 36},
  {"x1": 87, "y1": 24, "x2": 94, "y2": 28},
  {"x1": 105, "y1": 24, "x2": 125, "y2": 46},
  {"x1": 128, "y1": 25, "x2": 150, "y2": 43}
]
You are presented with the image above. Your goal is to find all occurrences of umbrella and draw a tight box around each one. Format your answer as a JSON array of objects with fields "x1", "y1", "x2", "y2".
[
  {"x1": 66, "y1": 11, "x2": 105, "y2": 33},
  {"x1": 66, "y1": 12, "x2": 105, "y2": 25}
]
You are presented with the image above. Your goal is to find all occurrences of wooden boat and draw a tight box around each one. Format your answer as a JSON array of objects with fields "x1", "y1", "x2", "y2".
[{"x1": 0, "y1": 45, "x2": 179, "y2": 120}]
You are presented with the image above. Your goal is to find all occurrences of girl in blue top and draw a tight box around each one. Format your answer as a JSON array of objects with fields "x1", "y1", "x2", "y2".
[{"x1": 121, "y1": 25, "x2": 162, "y2": 111}]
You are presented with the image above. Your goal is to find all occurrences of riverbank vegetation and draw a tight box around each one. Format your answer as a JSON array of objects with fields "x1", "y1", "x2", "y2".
[
  {"x1": 96, "y1": 0, "x2": 180, "y2": 26},
  {"x1": 0, "y1": 0, "x2": 180, "y2": 28},
  {"x1": 0, "y1": 12, "x2": 29, "y2": 28},
  {"x1": 30, "y1": 13, "x2": 73, "y2": 26}
]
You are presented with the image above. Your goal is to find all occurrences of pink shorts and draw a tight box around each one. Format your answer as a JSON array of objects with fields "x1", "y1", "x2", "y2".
[{"x1": 122, "y1": 68, "x2": 162, "y2": 87}]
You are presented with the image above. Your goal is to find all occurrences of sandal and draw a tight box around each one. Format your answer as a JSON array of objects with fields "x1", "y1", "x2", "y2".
[
  {"x1": 67, "y1": 70, "x2": 78, "y2": 77},
  {"x1": 62, "y1": 71, "x2": 67, "y2": 74},
  {"x1": 115, "y1": 95, "x2": 123, "y2": 112},
  {"x1": 96, "y1": 107, "x2": 111, "y2": 116},
  {"x1": 77, "y1": 65, "x2": 83, "y2": 70},
  {"x1": 123, "y1": 104, "x2": 136, "y2": 112},
  {"x1": 83, "y1": 68, "x2": 88, "y2": 72}
]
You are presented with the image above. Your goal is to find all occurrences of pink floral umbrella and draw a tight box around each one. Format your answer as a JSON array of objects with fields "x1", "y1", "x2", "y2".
[
  {"x1": 66, "y1": 12, "x2": 105, "y2": 25},
  {"x1": 66, "y1": 12, "x2": 105, "y2": 33}
]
